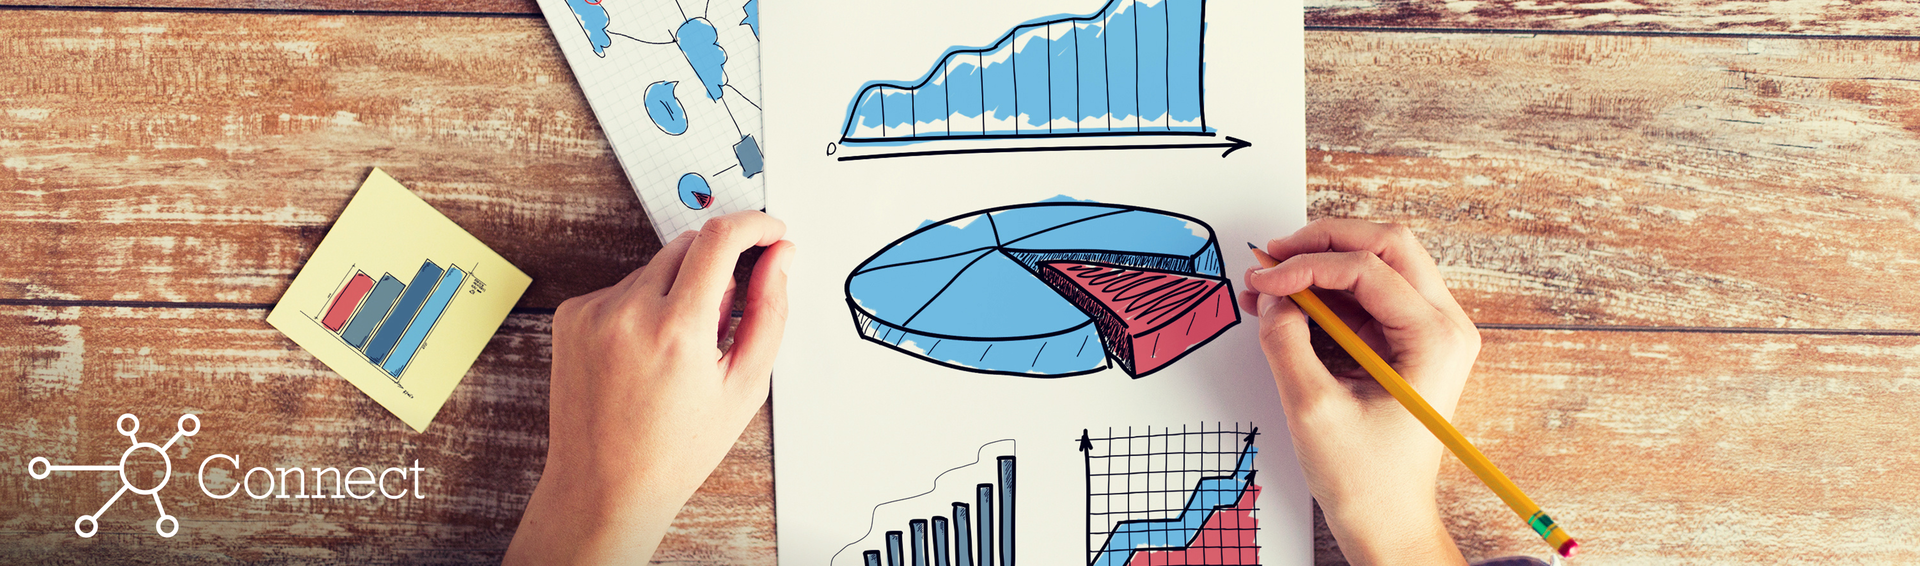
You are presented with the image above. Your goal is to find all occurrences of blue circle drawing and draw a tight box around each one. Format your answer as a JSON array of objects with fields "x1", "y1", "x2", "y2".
[{"x1": 677, "y1": 173, "x2": 713, "y2": 210}]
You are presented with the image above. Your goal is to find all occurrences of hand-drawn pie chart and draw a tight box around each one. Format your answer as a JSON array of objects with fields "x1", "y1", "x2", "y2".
[
  {"x1": 844, "y1": 201, "x2": 1239, "y2": 378},
  {"x1": 678, "y1": 173, "x2": 714, "y2": 210}
]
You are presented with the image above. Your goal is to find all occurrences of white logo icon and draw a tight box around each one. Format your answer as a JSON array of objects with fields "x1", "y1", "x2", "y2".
[{"x1": 28, "y1": 413, "x2": 200, "y2": 537}]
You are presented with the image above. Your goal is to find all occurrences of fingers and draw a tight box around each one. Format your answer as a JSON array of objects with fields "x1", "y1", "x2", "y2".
[
  {"x1": 723, "y1": 240, "x2": 794, "y2": 399},
  {"x1": 1245, "y1": 250, "x2": 1450, "y2": 336},
  {"x1": 1265, "y1": 219, "x2": 1463, "y2": 319},
  {"x1": 670, "y1": 212, "x2": 788, "y2": 312},
  {"x1": 717, "y1": 276, "x2": 738, "y2": 345},
  {"x1": 636, "y1": 230, "x2": 699, "y2": 296},
  {"x1": 1254, "y1": 293, "x2": 1341, "y2": 414}
]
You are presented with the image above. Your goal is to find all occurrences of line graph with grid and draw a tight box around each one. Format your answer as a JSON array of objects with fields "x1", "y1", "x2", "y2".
[{"x1": 1080, "y1": 423, "x2": 1260, "y2": 566}]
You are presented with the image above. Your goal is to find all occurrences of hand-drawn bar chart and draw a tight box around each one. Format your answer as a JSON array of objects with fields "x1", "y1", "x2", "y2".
[
  {"x1": 841, "y1": 0, "x2": 1206, "y2": 142},
  {"x1": 1082, "y1": 424, "x2": 1260, "y2": 566},
  {"x1": 853, "y1": 454, "x2": 1016, "y2": 566},
  {"x1": 314, "y1": 259, "x2": 469, "y2": 381}
]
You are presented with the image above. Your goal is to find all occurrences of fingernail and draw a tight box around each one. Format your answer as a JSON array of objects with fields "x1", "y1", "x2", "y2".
[
  {"x1": 777, "y1": 244, "x2": 796, "y2": 275},
  {"x1": 1258, "y1": 293, "x2": 1286, "y2": 317}
]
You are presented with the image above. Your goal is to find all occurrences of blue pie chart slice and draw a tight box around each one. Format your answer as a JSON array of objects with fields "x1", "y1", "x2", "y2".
[{"x1": 845, "y1": 202, "x2": 1237, "y2": 378}]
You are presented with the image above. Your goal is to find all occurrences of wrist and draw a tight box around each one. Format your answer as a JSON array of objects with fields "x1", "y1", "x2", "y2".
[
  {"x1": 508, "y1": 456, "x2": 691, "y2": 564},
  {"x1": 1321, "y1": 496, "x2": 1466, "y2": 566}
]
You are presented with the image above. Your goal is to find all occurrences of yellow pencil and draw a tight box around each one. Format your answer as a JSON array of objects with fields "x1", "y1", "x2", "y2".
[{"x1": 1248, "y1": 243, "x2": 1579, "y2": 557}]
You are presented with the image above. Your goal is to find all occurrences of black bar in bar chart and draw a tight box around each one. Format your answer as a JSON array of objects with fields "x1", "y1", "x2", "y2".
[
  {"x1": 932, "y1": 516, "x2": 950, "y2": 566},
  {"x1": 887, "y1": 531, "x2": 904, "y2": 566},
  {"x1": 976, "y1": 483, "x2": 994, "y2": 566},
  {"x1": 954, "y1": 502, "x2": 973, "y2": 566},
  {"x1": 910, "y1": 519, "x2": 928, "y2": 566},
  {"x1": 866, "y1": 550, "x2": 882, "y2": 566},
  {"x1": 998, "y1": 456, "x2": 1015, "y2": 566}
]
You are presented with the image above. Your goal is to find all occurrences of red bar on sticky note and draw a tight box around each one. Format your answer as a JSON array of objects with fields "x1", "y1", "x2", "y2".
[{"x1": 322, "y1": 273, "x2": 375, "y2": 331}]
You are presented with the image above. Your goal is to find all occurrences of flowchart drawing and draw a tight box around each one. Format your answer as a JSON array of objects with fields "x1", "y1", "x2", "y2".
[
  {"x1": 538, "y1": 0, "x2": 765, "y2": 236},
  {"x1": 844, "y1": 199, "x2": 1238, "y2": 378},
  {"x1": 831, "y1": 0, "x2": 1251, "y2": 161}
]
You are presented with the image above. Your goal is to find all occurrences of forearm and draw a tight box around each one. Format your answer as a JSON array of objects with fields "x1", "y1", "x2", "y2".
[
  {"x1": 1322, "y1": 498, "x2": 1468, "y2": 566},
  {"x1": 505, "y1": 463, "x2": 689, "y2": 565}
]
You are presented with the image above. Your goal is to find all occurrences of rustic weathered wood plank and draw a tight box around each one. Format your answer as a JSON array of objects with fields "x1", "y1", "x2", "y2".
[
  {"x1": 5, "y1": 0, "x2": 538, "y2": 14},
  {"x1": 5, "y1": 306, "x2": 1914, "y2": 563},
  {"x1": 13, "y1": 0, "x2": 1920, "y2": 37},
  {"x1": 5, "y1": 13, "x2": 1918, "y2": 328},
  {"x1": 0, "y1": 11, "x2": 656, "y2": 311},
  {"x1": 1304, "y1": 0, "x2": 1920, "y2": 36},
  {"x1": 1306, "y1": 32, "x2": 1920, "y2": 329},
  {"x1": 1435, "y1": 329, "x2": 1920, "y2": 564}
]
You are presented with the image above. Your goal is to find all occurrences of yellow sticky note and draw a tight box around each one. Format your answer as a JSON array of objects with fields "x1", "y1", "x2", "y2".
[{"x1": 268, "y1": 169, "x2": 532, "y2": 432}]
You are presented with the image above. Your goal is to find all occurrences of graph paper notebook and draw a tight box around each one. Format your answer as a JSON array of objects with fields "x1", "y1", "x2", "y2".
[
  {"x1": 532, "y1": 0, "x2": 766, "y2": 240},
  {"x1": 763, "y1": 0, "x2": 1313, "y2": 563},
  {"x1": 267, "y1": 169, "x2": 531, "y2": 432}
]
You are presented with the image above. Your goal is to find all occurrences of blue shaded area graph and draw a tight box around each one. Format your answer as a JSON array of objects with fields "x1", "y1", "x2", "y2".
[
  {"x1": 1082, "y1": 424, "x2": 1261, "y2": 566},
  {"x1": 840, "y1": 0, "x2": 1208, "y2": 144}
]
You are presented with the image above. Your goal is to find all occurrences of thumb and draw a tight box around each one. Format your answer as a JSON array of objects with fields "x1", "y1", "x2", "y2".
[{"x1": 724, "y1": 240, "x2": 794, "y2": 404}]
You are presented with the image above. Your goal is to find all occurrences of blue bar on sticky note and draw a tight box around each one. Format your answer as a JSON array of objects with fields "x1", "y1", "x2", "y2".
[
  {"x1": 342, "y1": 274, "x2": 405, "y2": 349},
  {"x1": 366, "y1": 260, "x2": 443, "y2": 364},
  {"x1": 382, "y1": 265, "x2": 464, "y2": 377}
]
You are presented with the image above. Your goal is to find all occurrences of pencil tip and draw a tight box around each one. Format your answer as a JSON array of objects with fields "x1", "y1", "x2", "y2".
[{"x1": 1245, "y1": 242, "x2": 1258, "y2": 249}]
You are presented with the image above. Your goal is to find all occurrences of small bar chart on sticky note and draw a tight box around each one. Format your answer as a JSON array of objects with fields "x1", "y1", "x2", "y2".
[{"x1": 308, "y1": 259, "x2": 479, "y2": 382}]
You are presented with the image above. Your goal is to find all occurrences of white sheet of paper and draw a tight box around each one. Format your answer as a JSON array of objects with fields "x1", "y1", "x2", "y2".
[
  {"x1": 765, "y1": 0, "x2": 1309, "y2": 563},
  {"x1": 533, "y1": 0, "x2": 767, "y2": 240}
]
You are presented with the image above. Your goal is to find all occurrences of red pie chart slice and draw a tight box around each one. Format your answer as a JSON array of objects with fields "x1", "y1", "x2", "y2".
[{"x1": 1039, "y1": 261, "x2": 1236, "y2": 377}]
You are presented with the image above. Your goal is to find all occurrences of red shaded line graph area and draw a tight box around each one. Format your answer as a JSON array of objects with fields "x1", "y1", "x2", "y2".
[{"x1": 1122, "y1": 485, "x2": 1260, "y2": 566}]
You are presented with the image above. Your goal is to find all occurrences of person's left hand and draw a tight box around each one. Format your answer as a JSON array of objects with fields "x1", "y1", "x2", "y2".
[{"x1": 507, "y1": 211, "x2": 795, "y2": 564}]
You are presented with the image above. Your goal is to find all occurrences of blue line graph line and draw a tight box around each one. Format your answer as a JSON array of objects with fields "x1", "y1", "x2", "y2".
[{"x1": 839, "y1": 0, "x2": 1209, "y2": 144}]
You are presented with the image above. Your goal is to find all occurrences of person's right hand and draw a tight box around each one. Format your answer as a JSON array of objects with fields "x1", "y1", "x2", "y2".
[{"x1": 1239, "y1": 219, "x2": 1478, "y2": 566}]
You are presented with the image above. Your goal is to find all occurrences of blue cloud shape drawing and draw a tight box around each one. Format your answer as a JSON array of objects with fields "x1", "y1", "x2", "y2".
[
  {"x1": 741, "y1": 0, "x2": 759, "y2": 39},
  {"x1": 676, "y1": 18, "x2": 728, "y2": 101},
  {"x1": 644, "y1": 81, "x2": 690, "y2": 135},
  {"x1": 562, "y1": 0, "x2": 612, "y2": 56}
]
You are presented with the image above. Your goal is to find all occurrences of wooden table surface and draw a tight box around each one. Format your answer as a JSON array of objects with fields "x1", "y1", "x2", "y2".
[{"x1": 3, "y1": 0, "x2": 1917, "y2": 564}]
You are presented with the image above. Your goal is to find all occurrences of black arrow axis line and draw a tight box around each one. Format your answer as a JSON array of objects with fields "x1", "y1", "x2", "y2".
[{"x1": 838, "y1": 136, "x2": 1252, "y2": 162}]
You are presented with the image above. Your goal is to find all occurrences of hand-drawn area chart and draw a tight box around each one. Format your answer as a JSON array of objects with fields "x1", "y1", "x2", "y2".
[
  {"x1": 548, "y1": 0, "x2": 762, "y2": 233},
  {"x1": 833, "y1": 440, "x2": 1018, "y2": 566},
  {"x1": 830, "y1": 0, "x2": 1248, "y2": 162},
  {"x1": 1082, "y1": 424, "x2": 1261, "y2": 566},
  {"x1": 304, "y1": 259, "x2": 482, "y2": 381},
  {"x1": 845, "y1": 200, "x2": 1239, "y2": 379}
]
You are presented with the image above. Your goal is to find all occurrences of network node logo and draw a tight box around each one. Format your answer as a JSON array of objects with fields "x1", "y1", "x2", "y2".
[{"x1": 27, "y1": 413, "x2": 200, "y2": 538}]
